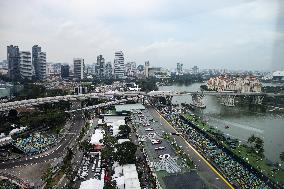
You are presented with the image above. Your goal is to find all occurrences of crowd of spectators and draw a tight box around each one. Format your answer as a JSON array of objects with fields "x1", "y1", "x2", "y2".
[
  {"x1": 159, "y1": 106, "x2": 271, "y2": 189},
  {"x1": 13, "y1": 132, "x2": 56, "y2": 155},
  {"x1": 0, "y1": 179, "x2": 20, "y2": 189}
]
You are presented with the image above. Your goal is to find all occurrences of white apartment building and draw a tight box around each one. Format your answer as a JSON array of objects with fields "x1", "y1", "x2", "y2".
[
  {"x1": 32, "y1": 45, "x2": 47, "y2": 81},
  {"x1": 37, "y1": 52, "x2": 47, "y2": 80},
  {"x1": 114, "y1": 51, "x2": 125, "y2": 79},
  {"x1": 73, "y1": 58, "x2": 85, "y2": 80},
  {"x1": 207, "y1": 75, "x2": 262, "y2": 93},
  {"x1": 19, "y1": 51, "x2": 34, "y2": 80}
]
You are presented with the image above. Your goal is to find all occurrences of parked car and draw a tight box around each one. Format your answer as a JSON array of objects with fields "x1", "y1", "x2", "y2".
[
  {"x1": 145, "y1": 128, "x2": 154, "y2": 131},
  {"x1": 155, "y1": 146, "x2": 165, "y2": 150},
  {"x1": 148, "y1": 133, "x2": 156, "y2": 138},
  {"x1": 171, "y1": 132, "x2": 182, "y2": 136},
  {"x1": 151, "y1": 139, "x2": 162, "y2": 145}
]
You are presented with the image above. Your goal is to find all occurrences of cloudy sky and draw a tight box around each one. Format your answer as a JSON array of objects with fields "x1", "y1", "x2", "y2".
[{"x1": 0, "y1": 0, "x2": 283, "y2": 70}]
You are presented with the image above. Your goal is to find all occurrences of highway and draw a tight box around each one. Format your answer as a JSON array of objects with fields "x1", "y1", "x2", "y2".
[
  {"x1": 0, "y1": 113, "x2": 85, "y2": 169},
  {"x1": 147, "y1": 106, "x2": 233, "y2": 189}
]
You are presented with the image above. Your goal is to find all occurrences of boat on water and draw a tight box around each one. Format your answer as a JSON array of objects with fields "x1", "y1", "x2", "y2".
[
  {"x1": 189, "y1": 103, "x2": 206, "y2": 109},
  {"x1": 225, "y1": 125, "x2": 229, "y2": 129}
]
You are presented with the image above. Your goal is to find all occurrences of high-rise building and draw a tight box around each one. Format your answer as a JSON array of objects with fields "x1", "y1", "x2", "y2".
[
  {"x1": 144, "y1": 61, "x2": 150, "y2": 78},
  {"x1": 95, "y1": 55, "x2": 105, "y2": 79},
  {"x1": 61, "y1": 64, "x2": 70, "y2": 79},
  {"x1": 7, "y1": 45, "x2": 20, "y2": 81},
  {"x1": 105, "y1": 61, "x2": 113, "y2": 79},
  {"x1": 177, "y1": 63, "x2": 183, "y2": 75},
  {"x1": 32, "y1": 45, "x2": 47, "y2": 81},
  {"x1": 192, "y1": 66, "x2": 199, "y2": 75},
  {"x1": 114, "y1": 51, "x2": 125, "y2": 79},
  {"x1": 125, "y1": 62, "x2": 137, "y2": 77},
  {"x1": 73, "y1": 58, "x2": 84, "y2": 80},
  {"x1": 19, "y1": 51, "x2": 34, "y2": 80}
]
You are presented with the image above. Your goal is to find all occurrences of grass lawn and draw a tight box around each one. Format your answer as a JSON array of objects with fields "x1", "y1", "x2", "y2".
[
  {"x1": 233, "y1": 145, "x2": 284, "y2": 186},
  {"x1": 184, "y1": 113, "x2": 284, "y2": 186}
]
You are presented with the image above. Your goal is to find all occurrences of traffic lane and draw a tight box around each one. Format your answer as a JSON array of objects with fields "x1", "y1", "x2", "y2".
[
  {"x1": 147, "y1": 106, "x2": 232, "y2": 189},
  {"x1": 0, "y1": 115, "x2": 85, "y2": 169},
  {"x1": 134, "y1": 112, "x2": 175, "y2": 162}
]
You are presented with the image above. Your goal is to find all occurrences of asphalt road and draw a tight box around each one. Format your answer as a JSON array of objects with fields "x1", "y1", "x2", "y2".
[
  {"x1": 147, "y1": 106, "x2": 233, "y2": 189},
  {"x1": 132, "y1": 110, "x2": 176, "y2": 162},
  {"x1": 0, "y1": 113, "x2": 85, "y2": 169}
]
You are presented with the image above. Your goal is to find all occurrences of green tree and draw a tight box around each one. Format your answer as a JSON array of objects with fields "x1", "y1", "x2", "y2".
[
  {"x1": 118, "y1": 124, "x2": 131, "y2": 138},
  {"x1": 41, "y1": 164, "x2": 54, "y2": 189},
  {"x1": 80, "y1": 140, "x2": 93, "y2": 151},
  {"x1": 248, "y1": 134, "x2": 256, "y2": 144},
  {"x1": 101, "y1": 134, "x2": 117, "y2": 160},
  {"x1": 115, "y1": 141, "x2": 137, "y2": 165},
  {"x1": 248, "y1": 135, "x2": 264, "y2": 156},
  {"x1": 280, "y1": 152, "x2": 284, "y2": 162},
  {"x1": 137, "y1": 78, "x2": 158, "y2": 92},
  {"x1": 104, "y1": 180, "x2": 117, "y2": 189}
]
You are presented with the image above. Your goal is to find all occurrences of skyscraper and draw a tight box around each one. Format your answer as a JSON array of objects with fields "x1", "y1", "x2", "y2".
[
  {"x1": 105, "y1": 61, "x2": 113, "y2": 79},
  {"x1": 125, "y1": 62, "x2": 137, "y2": 77},
  {"x1": 61, "y1": 64, "x2": 70, "y2": 79},
  {"x1": 192, "y1": 66, "x2": 199, "y2": 75},
  {"x1": 19, "y1": 51, "x2": 34, "y2": 80},
  {"x1": 73, "y1": 58, "x2": 84, "y2": 80},
  {"x1": 95, "y1": 55, "x2": 105, "y2": 79},
  {"x1": 32, "y1": 45, "x2": 47, "y2": 81},
  {"x1": 144, "y1": 61, "x2": 150, "y2": 78},
  {"x1": 114, "y1": 51, "x2": 125, "y2": 79},
  {"x1": 177, "y1": 63, "x2": 183, "y2": 75},
  {"x1": 7, "y1": 45, "x2": 20, "y2": 81}
]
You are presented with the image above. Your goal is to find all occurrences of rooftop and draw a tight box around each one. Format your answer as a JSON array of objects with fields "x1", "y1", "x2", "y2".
[
  {"x1": 90, "y1": 129, "x2": 104, "y2": 145},
  {"x1": 79, "y1": 178, "x2": 104, "y2": 189},
  {"x1": 115, "y1": 103, "x2": 145, "y2": 112}
]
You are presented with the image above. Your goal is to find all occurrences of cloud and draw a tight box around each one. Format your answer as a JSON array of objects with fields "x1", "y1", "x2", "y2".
[
  {"x1": 214, "y1": 0, "x2": 278, "y2": 22},
  {"x1": 0, "y1": 0, "x2": 282, "y2": 70}
]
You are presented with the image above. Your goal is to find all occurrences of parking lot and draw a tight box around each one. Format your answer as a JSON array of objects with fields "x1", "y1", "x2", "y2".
[{"x1": 131, "y1": 109, "x2": 176, "y2": 163}]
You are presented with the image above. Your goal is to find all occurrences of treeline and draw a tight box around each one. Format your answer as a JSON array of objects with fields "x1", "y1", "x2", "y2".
[
  {"x1": 12, "y1": 84, "x2": 68, "y2": 101},
  {"x1": 0, "y1": 101, "x2": 70, "y2": 135},
  {"x1": 170, "y1": 74, "x2": 204, "y2": 85},
  {"x1": 262, "y1": 86, "x2": 284, "y2": 94},
  {"x1": 136, "y1": 78, "x2": 158, "y2": 92}
]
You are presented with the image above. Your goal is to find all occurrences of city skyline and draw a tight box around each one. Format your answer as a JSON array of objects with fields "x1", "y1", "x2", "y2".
[{"x1": 0, "y1": 0, "x2": 283, "y2": 71}]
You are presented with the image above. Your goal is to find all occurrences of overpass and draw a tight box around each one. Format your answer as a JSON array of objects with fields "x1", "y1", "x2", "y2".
[
  {"x1": 147, "y1": 90, "x2": 284, "y2": 108},
  {"x1": 0, "y1": 91, "x2": 145, "y2": 112},
  {"x1": 0, "y1": 90, "x2": 283, "y2": 111}
]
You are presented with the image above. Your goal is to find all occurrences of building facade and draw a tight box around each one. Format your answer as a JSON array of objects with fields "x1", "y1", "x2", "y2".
[
  {"x1": 207, "y1": 75, "x2": 262, "y2": 93},
  {"x1": 73, "y1": 58, "x2": 85, "y2": 80},
  {"x1": 19, "y1": 51, "x2": 34, "y2": 80},
  {"x1": 144, "y1": 61, "x2": 150, "y2": 78},
  {"x1": 61, "y1": 64, "x2": 70, "y2": 79},
  {"x1": 32, "y1": 45, "x2": 47, "y2": 81},
  {"x1": 114, "y1": 51, "x2": 125, "y2": 79},
  {"x1": 7, "y1": 45, "x2": 21, "y2": 81},
  {"x1": 176, "y1": 63, "x2": 183, "y2": 75},
  {"x1": 192, "y1": 66, "x2": 199, "y2": 75},
  {"x1": 125, "y1": 61, "x2": 137, "y2": 77},
  {"x1": 105, "y1": 61, "x2": 113, "y2": 79},
  {"x1": 95, "y1": 55, "x2": 105, "y2": 79}
]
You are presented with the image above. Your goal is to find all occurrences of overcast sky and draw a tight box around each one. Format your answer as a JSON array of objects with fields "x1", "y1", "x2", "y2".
[{"x1": 0, "y1": 0, "x2": 283, "y2": 71}]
